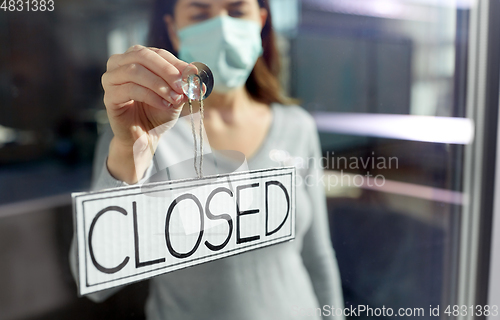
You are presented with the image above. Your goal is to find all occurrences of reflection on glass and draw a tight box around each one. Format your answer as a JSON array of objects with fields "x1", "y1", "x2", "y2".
[
  {"x1": 290, "y1": 0, "x2": 468, "y2": 315},
  {"x1": 295, "y1": 0, "x2": 461, "y2": 117}
]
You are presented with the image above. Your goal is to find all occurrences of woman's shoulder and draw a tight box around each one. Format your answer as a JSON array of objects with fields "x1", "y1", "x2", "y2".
[{"x1": 272, "y1": 103, "x2": 317, "y2": 133}]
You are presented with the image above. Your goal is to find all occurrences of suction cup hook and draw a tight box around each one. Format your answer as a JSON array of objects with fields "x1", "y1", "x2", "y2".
[{"x1": 181, "y1": 62, "x2": 214, "y2": 100}]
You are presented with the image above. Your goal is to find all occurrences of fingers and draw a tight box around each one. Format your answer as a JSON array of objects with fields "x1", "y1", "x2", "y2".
[
  {"x1": 148, "y1": 47, "x2": 189, "y2": 73},
  {"x1": 107, "y1": 45, "x2": 143, "y2": 70},
  {"x1": 103, "y1": 63, "x2": 184, "y2": 105},
  {"x1": 107, "y1": 45, "x2": 189, "y2": 94},
  {"x1": 104, "y1": 82, "x2": 172, "y2": 111}
]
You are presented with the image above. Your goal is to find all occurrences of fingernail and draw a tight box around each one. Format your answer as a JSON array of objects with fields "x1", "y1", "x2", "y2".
[
  {"x1": 163, "y1": 100, "x2": 172, "y2": 108},
  {"x1": 174, "y1": 79, "x2": 184, "y2": 92},
  {"x1": 170, "y1": 91, "x2": 183, "y2": 104}
]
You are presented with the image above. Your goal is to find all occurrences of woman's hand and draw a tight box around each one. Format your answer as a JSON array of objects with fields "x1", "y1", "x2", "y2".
[{"x1": 101, "y1": 45, "x2": 189, "y2": 184}]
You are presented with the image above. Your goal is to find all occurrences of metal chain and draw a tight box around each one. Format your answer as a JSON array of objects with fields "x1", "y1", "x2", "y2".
[
  {"x1": 199, "y1": 98, "x2": 204, "y2": 178},
  {"x1": 188, "y1": 98, "x2": 199, "y2": 178},
  {"x1": 187, "y1": 74, "x2": 204, "y2": 179}
]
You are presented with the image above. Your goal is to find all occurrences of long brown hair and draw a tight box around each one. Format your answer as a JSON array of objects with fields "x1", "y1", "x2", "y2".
[{"x1": 148, "y1": 0, "x2": 291, "y2": 105}]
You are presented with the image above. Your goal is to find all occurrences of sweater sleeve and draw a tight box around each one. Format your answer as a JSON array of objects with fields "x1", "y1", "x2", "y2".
[{"x1": 300, "y1": 119, "x2": 345, "y2": 317}]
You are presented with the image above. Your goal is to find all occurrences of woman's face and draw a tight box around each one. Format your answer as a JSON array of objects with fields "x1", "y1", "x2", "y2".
[{"x1": 165, "y1": 0, "x2": 267, "y2": 52}]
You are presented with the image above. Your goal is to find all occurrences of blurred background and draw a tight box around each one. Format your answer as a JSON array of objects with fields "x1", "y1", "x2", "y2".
[{"x1": 1, "y1": 0, "x2": 500, "y2": 319}]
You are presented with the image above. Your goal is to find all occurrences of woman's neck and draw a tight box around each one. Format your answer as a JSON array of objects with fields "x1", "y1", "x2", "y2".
[
  {"x1": 181, "y1": 86, "x2": 257, "y2": 122},
  {"x1": 203, "y1": 87, "x2": 251, "y2": 112}
]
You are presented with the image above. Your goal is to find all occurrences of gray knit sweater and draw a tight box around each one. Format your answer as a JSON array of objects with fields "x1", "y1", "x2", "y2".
[{"x1": 70, "y1": 104, "x2": 344, "y2": 320}]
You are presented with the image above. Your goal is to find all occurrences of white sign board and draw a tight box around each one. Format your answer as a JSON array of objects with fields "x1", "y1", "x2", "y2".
[{"x1": 72, "y1": 167, "x2": 296, "y2": 295}]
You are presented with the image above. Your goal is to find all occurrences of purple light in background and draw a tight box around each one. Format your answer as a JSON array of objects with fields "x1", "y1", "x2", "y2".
[{"x1": 313, "y1": 112, "x2": 474, "y2": 145}]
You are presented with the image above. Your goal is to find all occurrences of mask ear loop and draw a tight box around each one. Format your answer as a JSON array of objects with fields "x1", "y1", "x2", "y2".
[{"x1": 187, "y1": 74, "x2": 204, "y2": 179}]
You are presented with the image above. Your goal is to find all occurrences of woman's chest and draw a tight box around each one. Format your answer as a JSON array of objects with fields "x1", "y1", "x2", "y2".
[
  {"x1": 156, "y1": 124, "x2": 314, "y2": 247},
  {"x1": 201, "y1": 111, "x2": 272, "y2": 159}
]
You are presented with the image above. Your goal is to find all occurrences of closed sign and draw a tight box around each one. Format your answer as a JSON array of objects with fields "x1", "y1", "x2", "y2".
[{"x1": 72, "y1": 167, "x2": 296, "y2": 295}]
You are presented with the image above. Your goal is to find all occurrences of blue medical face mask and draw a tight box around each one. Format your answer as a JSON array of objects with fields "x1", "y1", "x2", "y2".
[{"x1": 177, "y1": 15, "x2": 263, "y2": 93}]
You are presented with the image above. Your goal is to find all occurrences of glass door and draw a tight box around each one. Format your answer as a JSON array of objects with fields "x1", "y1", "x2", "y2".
[{"x1": 288, "y1": 0, "x2": 500, "y2": 318}]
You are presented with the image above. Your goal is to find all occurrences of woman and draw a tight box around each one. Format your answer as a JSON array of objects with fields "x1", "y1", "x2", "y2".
[{"x1": 72, "y1": 0, "x2": 345, "y2": 319}]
